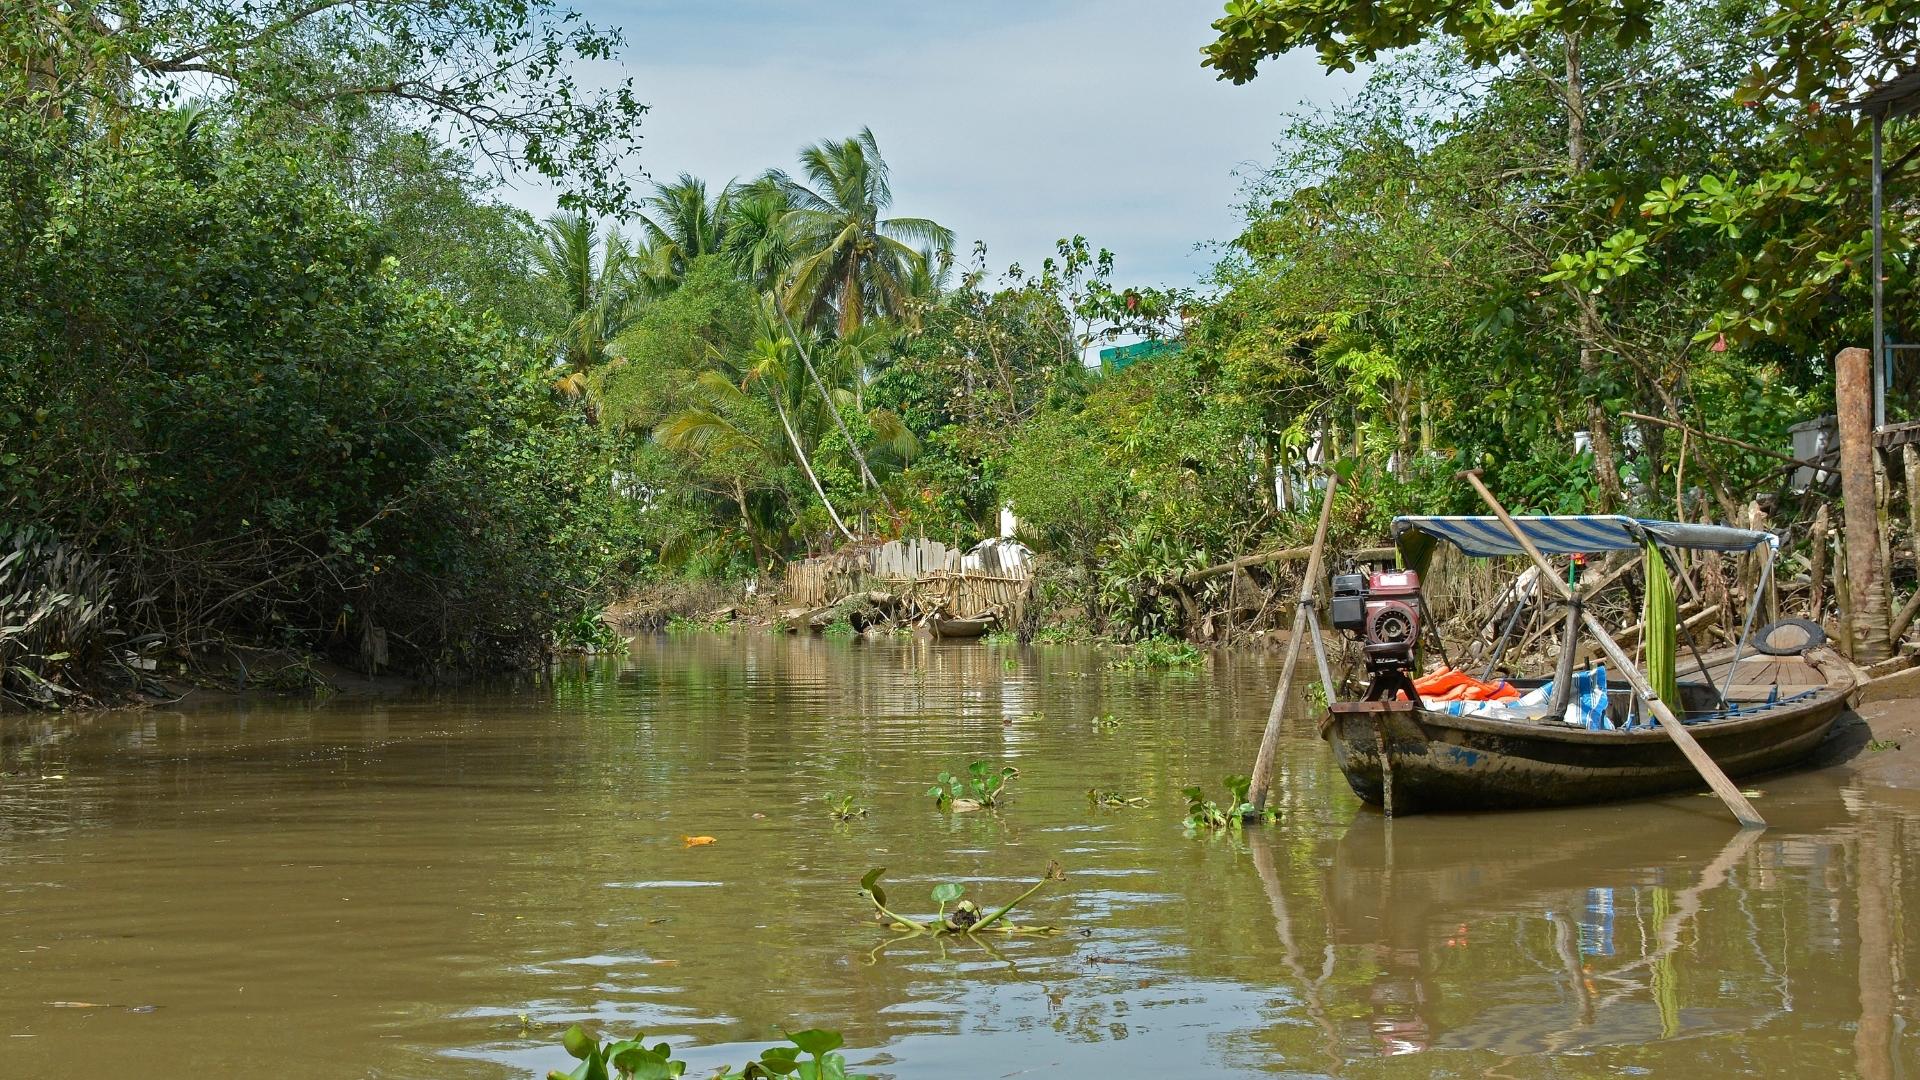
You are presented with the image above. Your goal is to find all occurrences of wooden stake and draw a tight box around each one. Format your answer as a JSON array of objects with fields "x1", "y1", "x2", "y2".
[
  {"x1": 1837, "y1": 347, "x2": 1891, "y2": 662},
  {"x1": 1458, "y1": 469, "x2": 1767, "y2": 829},
  {"x1": 1375, "y1": 725, "x2": 1395, "y2": 818},
  {"x1": 1250, "y1": 474, "x2": 1340, "y2": 813},
  {"x1": 1809, "y1": 502, "x2": 1830, "y2": 620},
  {"x1": 1675, "y1": 427, "x2": 1689, "y2": 519}
]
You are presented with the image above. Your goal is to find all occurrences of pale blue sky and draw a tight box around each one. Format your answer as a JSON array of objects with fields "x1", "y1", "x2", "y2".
[{"x1": 516, "y1": 1, "x2": 1361, "y2": 288}]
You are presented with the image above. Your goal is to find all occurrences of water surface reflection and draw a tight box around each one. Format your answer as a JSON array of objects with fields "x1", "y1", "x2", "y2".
[{"x1": 0, "y1": 633, "x2": 1912, "y2": 1077}]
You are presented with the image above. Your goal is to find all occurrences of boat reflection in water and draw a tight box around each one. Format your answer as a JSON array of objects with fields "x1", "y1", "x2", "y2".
[{"x1": 1248, "y1": 789, "x2": 1910, "y2": 1076}]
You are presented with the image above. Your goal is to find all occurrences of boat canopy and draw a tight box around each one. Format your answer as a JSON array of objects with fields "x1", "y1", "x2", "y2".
[{"x1": 1393, "y1": 515, "x2": 1776, "y2": 560}]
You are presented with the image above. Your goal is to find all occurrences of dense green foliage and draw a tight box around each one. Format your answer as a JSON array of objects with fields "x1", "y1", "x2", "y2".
[
  {"x1": 5, "y1": 0, "x2": 1914, "y2": 687},
  {"x1": 2, "y1": 2, "x2": 645, "y2": 683},
  {"x1": 0, "y1": 109, "x2": 639, "y2": 672},
  {"x1": 976, "y1": 0, "x2": 1912, "y2": 639}
]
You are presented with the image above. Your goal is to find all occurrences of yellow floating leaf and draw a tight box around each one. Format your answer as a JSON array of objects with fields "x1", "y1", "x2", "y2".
[{"x1": 682, "y1": 835, "x2": 718, "y2": 847}]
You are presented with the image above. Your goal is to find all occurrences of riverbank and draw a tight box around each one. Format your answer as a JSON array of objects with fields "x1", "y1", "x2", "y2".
[{"x1": 1827, "y1": 664, "x2": 1920, "y2": 795}]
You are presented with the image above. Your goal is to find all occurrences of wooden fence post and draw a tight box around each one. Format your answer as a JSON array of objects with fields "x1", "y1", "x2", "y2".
[{"x1": 1837, "y1": 347, "x2": 1892, "y2": 662}]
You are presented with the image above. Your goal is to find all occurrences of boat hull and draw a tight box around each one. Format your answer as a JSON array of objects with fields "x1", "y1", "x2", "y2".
[{"x1": 1323, "y1": 657, "x2": 1852, "y2": 812}]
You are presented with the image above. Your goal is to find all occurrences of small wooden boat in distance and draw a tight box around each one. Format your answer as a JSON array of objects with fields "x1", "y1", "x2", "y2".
[
  {"x1": 1323, "y1": 513, "x2": 1855, "y2": 813},
  {"x1": 930, "y1": 614, "x2": 996, "y2": 639}
]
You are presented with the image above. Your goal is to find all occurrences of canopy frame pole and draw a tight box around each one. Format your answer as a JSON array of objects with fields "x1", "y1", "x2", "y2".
[
  {"x1": 1305, "y1": 605, "x2": 1337, "y2": 706},
  {"x1": 1249, "y1": 472, "x2": 1339, "y2": 814},
  {"x1": 1482, "y1": 584, "x2": 1528, "y2": 676},
  {"x1": 1480, "y1": 580, "x2": 1532, "y2": 681},
  {"x1": 1457, "y1": 470, "x2": 1767, "y2": 829},
  {"x1": 1719, "y1": 547, "x2": 1776, "y2": 706}
]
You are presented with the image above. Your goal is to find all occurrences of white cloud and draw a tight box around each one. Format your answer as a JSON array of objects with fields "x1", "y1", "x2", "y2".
[{"x1": 504, "y1": 1, "x2": 1362, "y2": 288}]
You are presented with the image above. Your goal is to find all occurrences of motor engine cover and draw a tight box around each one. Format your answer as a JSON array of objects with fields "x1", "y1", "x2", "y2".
[{"x1": 1361, "y1": 570, "x2": 1422, "y2": 653}]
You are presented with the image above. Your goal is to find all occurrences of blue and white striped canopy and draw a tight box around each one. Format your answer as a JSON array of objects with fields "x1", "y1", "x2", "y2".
[{"x1": 1393, "y1": 515, "x2": 1776, "y2": 558}]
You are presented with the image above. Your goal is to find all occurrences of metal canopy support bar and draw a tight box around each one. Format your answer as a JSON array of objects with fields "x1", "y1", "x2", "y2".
[{"x1": 1875, "y1": 113, "x2": 1887, "y2": 431}]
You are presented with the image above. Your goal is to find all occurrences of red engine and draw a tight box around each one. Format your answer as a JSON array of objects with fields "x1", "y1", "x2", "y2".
[
  {"x1": 1362, "y1": 569, "x2": 1422, "y2": 654},
  {"x1": 1330, "y1": 567, "x2": 1425, "y2": 701}
]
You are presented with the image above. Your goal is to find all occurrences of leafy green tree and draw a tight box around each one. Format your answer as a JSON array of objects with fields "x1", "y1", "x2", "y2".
[
  {"x1": 3, "y1": 0, "x2": 647, "y2": 213},
  {"x1": 1560, "y1": 0, "x2": 1916, "y2": 370},
  {"x1": 1202, "y1": 0, "x2": 1779, "y2": 510},
  {"x1": 312, "y1": 117, "x2": 564, "y2": 342},
  {"x1": 0, "y1": 109, "x2": 638, "y2": 672},
  {"x1": 1203, "y1": 0, "x2": 1656, "y2": 79}
]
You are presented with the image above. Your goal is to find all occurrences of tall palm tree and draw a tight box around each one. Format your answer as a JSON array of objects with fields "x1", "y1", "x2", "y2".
[
  {"x1": 637, "y1": 173, "x2": 733, "y2": 289},
  {"x1": 770, "y1": 127, "x2": 954, "y2": 336},
  {"x1": 657, "y1": 301, "x2": 917, "y2": 544},
  {"x1": 721, "y1": 179, "x2": 795, "y2": 292},
  {"x1": 531, "y1": 212, "x2": 642, "y2": 379}
]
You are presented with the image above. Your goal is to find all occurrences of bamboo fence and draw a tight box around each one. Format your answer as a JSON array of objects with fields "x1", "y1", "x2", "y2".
[{"x1": 783, "y1": 539, "x2": 1033, "y2": 622}]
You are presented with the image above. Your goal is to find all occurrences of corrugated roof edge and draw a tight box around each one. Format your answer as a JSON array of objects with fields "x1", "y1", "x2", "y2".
[{"x1": 1845, "y1": 66, "x2": 1920, "y2": 117}]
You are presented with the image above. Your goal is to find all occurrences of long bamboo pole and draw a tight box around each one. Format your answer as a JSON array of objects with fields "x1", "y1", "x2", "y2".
[
  {"x1": 1249, "y1": 474, "x2": 1340, "y2": 813},
  {"x1": 1458, "y1": 470, "x2": 1766, "y2": 829}
]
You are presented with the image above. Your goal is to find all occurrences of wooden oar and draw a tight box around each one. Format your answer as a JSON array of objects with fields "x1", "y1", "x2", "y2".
[
  {"x1": 1457, "y1": 469, "x2": 1767, "y2": 830},
  {"x1": 1249, "y1": 473, "x2": 1340, "y2": 813}
]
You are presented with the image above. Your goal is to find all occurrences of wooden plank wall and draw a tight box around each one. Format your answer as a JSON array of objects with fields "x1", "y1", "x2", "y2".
[{"x1": 784, "y1": 539, "x2": 1032, "y2": 622}]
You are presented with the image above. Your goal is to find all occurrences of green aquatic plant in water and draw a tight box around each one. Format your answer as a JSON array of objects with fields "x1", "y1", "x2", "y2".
[
  {"x1": 556, "y1": 609, "x2": 628, "y2": 654},
  {"x1": 860, "y1": 865, "x2": 1065, "y2": 935},
  {"x1": 927, "y1": 760, "x2": 1017, "y2": 810},
  {"x1": 1087, "y1": 788, "x2": 1146, "y2": 808},
  {"x1": 821, "y1": 616, "x2": 857, "y2": 639},
  {"x1": 1089, "y1": 713, "x2": 1121, "y2": 732},
  {"x1": 550, "y1": 1025, "x2": 869, "y2": 1080},
  {"x1": 549, "y1": 1024, "x2": 682, "y2": 1080},
  {"x1": 827, "y1": 793, "x2": 867, "y2": 822},
  {"x1": 1109, "y1": 636, "x2": 1204, "y2": 671},
  {"x1": 1030, "y1": 623, "x2": 1091, "y2": 645},
  {"x1": 1183, "y1": 775, "x2": 1273, "y2": 832}
]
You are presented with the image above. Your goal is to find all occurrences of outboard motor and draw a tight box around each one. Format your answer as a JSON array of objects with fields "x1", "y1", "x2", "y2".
[{"x1": 1330, "y1": 568, "x2": 1424, "y2": 702}]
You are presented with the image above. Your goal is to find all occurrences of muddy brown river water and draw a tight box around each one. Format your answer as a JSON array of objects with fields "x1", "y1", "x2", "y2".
[{"x1": 1, "y1": 633, "x2": 1915, "y2": 1077}]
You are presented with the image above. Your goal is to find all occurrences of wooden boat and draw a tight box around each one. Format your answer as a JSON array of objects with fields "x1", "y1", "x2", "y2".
[
  {"x1": 930, "y1": 614, "x2": 995, "y2": 639},
  {"x1": 1323, "y1": 513, "x2": 1856, "y2": 814},
  {"x1": 1326, "y1": 648, "x2": 1853, "y2": 811}
]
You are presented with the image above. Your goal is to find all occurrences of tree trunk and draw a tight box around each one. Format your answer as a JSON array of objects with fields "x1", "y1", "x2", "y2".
[
  {"x1": 1259, "y1": 435, "x2": 1280, "y2": 514},
  {"x1": 1904, "y1": 444, "x2": 1920, "y2": 580},
  {"x1": 774, "y1": 300, "x2": 895, "y2": 515},
  {"x1": 734, "y1": 479, "x2": 767, "y2": 572},
  {"x1": 1837, "y1": 346, "x2": 1891, "y2": 661},
  {"x1": 770, "y1": 391, "x2": 857, "y2": 543},
  {"x1": 1564, "y1": 31, "x2": 1625, "y2": 511},
  {"x1": 1394, "y1": 381, "x2": 1411, "y2": 480}
]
